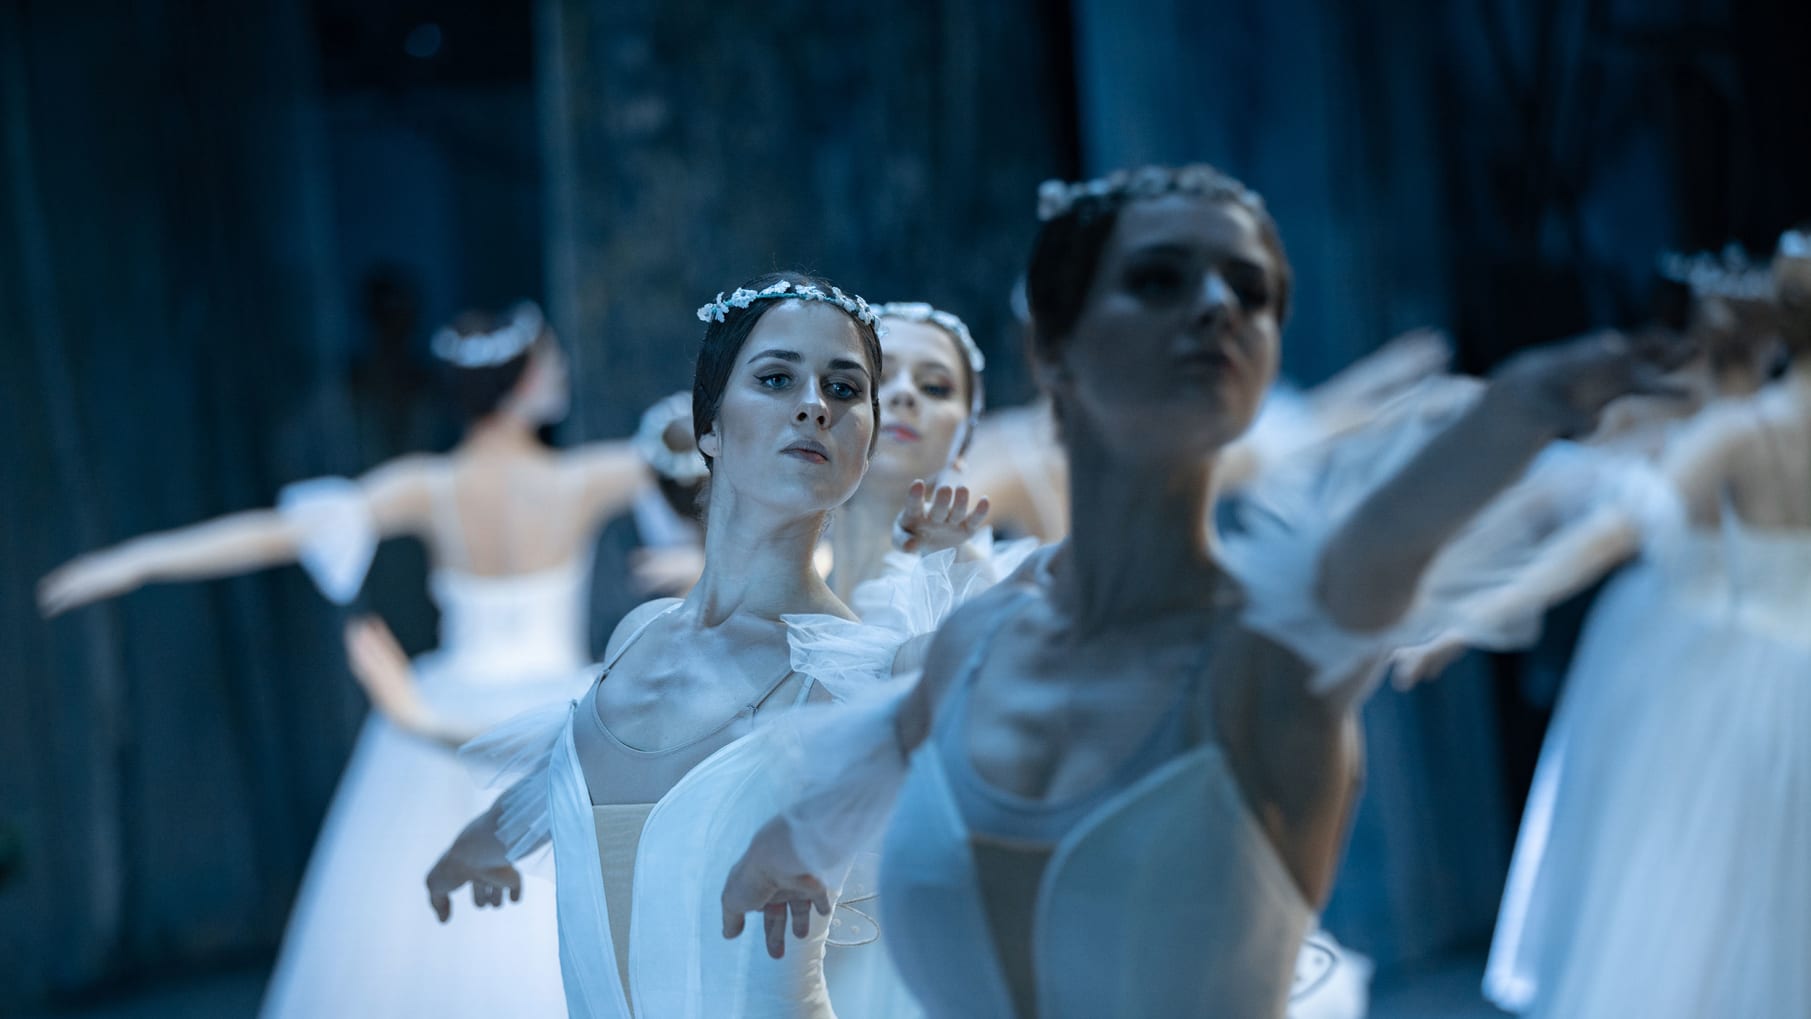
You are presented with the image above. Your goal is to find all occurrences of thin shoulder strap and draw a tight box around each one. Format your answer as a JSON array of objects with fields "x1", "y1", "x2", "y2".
[{"x1": 600, "y1": 603, "x2": 682, "y2": 673}]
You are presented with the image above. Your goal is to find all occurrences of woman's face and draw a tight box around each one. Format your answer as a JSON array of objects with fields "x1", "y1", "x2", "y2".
[
  {"x1": 1044, "y1": 195, "x2": 1281, "y2": 462},
  {"x1": 700, "y1": 301, "x2": 874, "y2": 513},
  {"x1": 507, "y1": 339, "x2": 571, "y2": 425},
  {"x1": 871, "y1": 318, "x2": 973, "y2": 482}
]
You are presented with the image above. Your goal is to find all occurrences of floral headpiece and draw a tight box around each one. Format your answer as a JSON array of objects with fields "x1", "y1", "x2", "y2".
[
  {"x1": 632, "y1": 391, "x2": 709, "y2": 485},
  {"x1": 431, "y1": 301, "x2": 545, "y2": 368},
  {"x1": 875, "y1": 301, "x2": 987, "y2": 419},
  {"x1": 1036, "y1": 164, "x2": 1265, "y2": 223},
  {"x1": 1657, "y1": 245, "x2": 1774, "y2": 302},
  {"x1": 874, "y1": 302, "x2": 986, "y2": 375},
  {"x1": 695, "y1": 279, "x2": 880, "y2": 328}
]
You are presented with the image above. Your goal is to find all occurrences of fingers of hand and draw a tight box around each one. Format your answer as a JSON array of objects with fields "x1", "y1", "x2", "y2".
[
  {"x1": 929, "y1": 485, "x2": 954, "y2": 521},
  {"x1": 967, "y1": 497, "x2": 991, "y2": 530},
  {"x1": 789, "y1": 897, "x2": 812, "y2": 939},
  {"x1": 763, "y1": 903, "x2": 788, "y2": 959},
  {"x1": 948, "y1": 487, "x2": 969, "y2": 522}
]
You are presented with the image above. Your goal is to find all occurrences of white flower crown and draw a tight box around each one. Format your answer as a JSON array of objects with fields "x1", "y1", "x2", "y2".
[
  {"x1": 1658, "y1": 246, "x2": 1774, "y2": 302},
  {"x1": 695, "y1": 279, "x2": 880, "y2": 327},
  {"x1": 1036, "y1": 164, "x2": 1265, "y2": 223},
  {"x1": 874, "y1": 302, "x2": 986, "y2": 375},
  {"x1": 431, "y1": 301, "x2": 545, "y2": 368}
]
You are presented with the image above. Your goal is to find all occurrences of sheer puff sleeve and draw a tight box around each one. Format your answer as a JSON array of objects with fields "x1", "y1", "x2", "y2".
[{"x1": 277, "y1": 476, "x2": 378, "y2": 605}]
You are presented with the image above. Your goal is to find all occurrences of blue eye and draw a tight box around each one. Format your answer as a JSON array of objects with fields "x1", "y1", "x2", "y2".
[
  {"x1": 757, "y1": 372, "x2": 792, "y2": 390},
  {"x1": 922, "y1": 382, "x2": 954, "y2": 400},
  {"x1": 828, "y1": 380, "x2": 861, "y2": 401}
]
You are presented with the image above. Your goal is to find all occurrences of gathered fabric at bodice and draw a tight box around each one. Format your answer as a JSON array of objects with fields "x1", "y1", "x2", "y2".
[
  {"x1": 514, "y1": 603, "x2": 834, "y2": 1018},
  {"x1": 428, "y1": 557, "x2": 592, "y2": 681},
  {"x1": 879, "y1": 589, "x2": 1313, "y2": 1018},
  {"x1": 1652, "y1": 524, "x2": 1811, "y2": 649}
]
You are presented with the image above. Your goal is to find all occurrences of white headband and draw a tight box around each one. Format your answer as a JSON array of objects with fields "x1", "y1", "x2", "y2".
[
  {"x1": 1037, "y1": 164, "x2": 1265, "y2": 223},
  {"x1": 431, "y1": 301, "x2": 545, "y2": 368},
  {"x1": 1658, "y1": 246, "x2": 1774, "y2": 302},
  {"x1": 696, "y1": 279, "x2": 880, "y2": 328}
]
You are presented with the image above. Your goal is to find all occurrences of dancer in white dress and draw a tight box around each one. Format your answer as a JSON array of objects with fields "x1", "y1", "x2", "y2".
[
  {"x1": 722, "y1": 164, "x2": 1686, "y2": 1018},
  {"x1": 1396, "y1": 233, "x2": 1811, "y2": 1018},
  {"x1": 424, "y1": 272, "x2": 892, "y2": 1019},
  {"x1": 38, "y1": 302, "x2": 656, "y2": 1017}
]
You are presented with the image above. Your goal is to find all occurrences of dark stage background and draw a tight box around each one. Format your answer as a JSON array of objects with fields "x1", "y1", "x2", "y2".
[{"x1": 3, "y1": 0, "x2": 1807, "y2": 1011}]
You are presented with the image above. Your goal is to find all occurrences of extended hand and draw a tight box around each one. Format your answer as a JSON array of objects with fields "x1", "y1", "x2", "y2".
[
  {"x1": 1388, "y1": 632, "x2": 1471, "y2": 689},
  {"x1": 1496, "y1": 329, "x2": 1697, "y2": 438},
  {"x1": 896, "y1": 480, "x2": 991, "y2": 555},
  {"x1": 720, "y1": 818, "x2": 831, "y2": 959},
  {"x1": 38, "y1": 553, "x2": 141, "y2": 617}
]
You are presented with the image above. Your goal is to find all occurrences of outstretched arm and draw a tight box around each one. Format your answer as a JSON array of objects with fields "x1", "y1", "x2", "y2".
[
  {"x1": 567, "y1": 440, "x2": 655, "y2": 527},
  {"x1": 38, "y1": 509, "x2": 301, "y2": 616},
  {"x1": 1389, "y1": 505, "x2": 1640, "y2": 686},
  {"x1": 38, "y1": 457, "x2": 435, "y2": 616},
  {"x1": 1316, "y1": 331, "x2": 1687, "y2": 640}
]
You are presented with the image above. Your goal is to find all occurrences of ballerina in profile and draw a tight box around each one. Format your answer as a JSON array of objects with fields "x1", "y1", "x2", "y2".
[{"x1": 39, "y1": 302, "x2": 657, "y2": 1018}]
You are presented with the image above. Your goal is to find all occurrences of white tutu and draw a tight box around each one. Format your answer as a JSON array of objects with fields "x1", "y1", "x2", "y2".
[
  {"x1": 262, "y1": 478, "x2": 593, "y2": 1017},
  {"x1": 1485, "y1": 522, "x2": 1811, "y2": 1017}
]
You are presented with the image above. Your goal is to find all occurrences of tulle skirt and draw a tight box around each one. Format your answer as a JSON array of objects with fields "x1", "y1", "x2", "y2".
[
  {"x1": 259, "y1": 662, "x2": 591, "y2": 1018},
  {"x1": 1485, "y1": 559, "x2": 1811, "y2": 1018}
]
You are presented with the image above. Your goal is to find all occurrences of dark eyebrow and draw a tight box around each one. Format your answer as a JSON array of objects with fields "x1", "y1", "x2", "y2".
[
  {"x1": 829, "y1": 358, "x2": 869, "y2": 377},
  {"x1": 744, "y1": 348, "x2": 801, "y2": 365}
]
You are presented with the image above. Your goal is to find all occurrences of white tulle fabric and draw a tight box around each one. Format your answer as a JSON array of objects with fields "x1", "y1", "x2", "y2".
[
  {"x1": 1485, "y1": 510, "x2": 1811, "y2": 1016},
  {"x1": 775, "y1": 539, "x2": 1038, "y2": 869},
  {"x1": 776, "y1": 541, "x2": 1377, "y2": 1019},
  {"x1": 260, "y1": 555, "x2": 591, "y2": 1018},
  {"x1": 461, "y1": 702, "x2": 841, "y2": 1018},
  {"x1": 277, "y1": 475, "x2": 379, "y2": 605},
  {"x1": 1219, "y1": 377, "x2": 1671, "y2": 695}
]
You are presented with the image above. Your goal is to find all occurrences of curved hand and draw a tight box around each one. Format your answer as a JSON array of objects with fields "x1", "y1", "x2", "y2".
[
  {"x1": 1388, "y1": 632, "x2": 1471, "y2": 689},
  {"x1": 720, "y1": 817, "x2": 832, "y2": 960},
  {"x1": 425, "y1": 817, "x2": 523, "y2": 923},
  {"x1": 1498, "y1": 329, "x2": 1697, "y2": 438},
  {"x1": 896, "y1": 480, "x2": 991, "y2": 555},
  {"x1": 38, "y1": 551, "x2": 143, "y2": 618},
  {"x1": 344, "y1": 616, "x2": 472, "y2": 749}
]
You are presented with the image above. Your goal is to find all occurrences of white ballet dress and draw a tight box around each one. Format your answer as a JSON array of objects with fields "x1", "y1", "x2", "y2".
[
  {"x1": 1485, "y1": 508, "x2": 1811, "y2": 1017},
  {"x1": 259, "y1": 477, "x2": 590, "y2": 1018},
  {"x1": 462, "y1": 599, "x2": 856, "y2": 1019}
]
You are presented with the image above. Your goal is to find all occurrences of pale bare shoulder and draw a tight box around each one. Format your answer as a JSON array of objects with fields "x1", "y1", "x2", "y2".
[{"x1": 603, "y1": 597, "x2": 683, "y2": 662}]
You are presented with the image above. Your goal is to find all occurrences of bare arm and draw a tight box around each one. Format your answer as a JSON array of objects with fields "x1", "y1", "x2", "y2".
[
  {"x1": 38, "y1": 457, "x2": 437, "y2": 616},
  {"x1": 1316, "y1": 331, "x2": 1687, "y2": 635},
  {"x1": 566, "y1": 440, "x2": 655, "y2": 527}
]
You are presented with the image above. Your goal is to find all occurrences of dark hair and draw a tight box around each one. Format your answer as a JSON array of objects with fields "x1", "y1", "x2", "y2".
[
  {"x1": 1024, "y1": 168, "x2": 1293, "y2": 367},
  {"x1": 692, "y1": 271, "x2": 884, "y2": 470},
  {"x1": 1775, "y1": 223, "x2": 1811, "y2": 359},
  {"x1": 437, "y1": 308, "x2": 550, "y2": 423}
]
